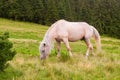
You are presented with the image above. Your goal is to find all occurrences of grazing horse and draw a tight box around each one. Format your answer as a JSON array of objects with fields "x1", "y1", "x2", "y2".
[{"x1": 39, "y1": 19, "x2": 101, "y2": 60}]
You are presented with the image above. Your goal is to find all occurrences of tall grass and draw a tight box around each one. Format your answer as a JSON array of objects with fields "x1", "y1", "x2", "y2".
[{"x1": 0, "y1": 18, "x2": 120, "y2": 80}]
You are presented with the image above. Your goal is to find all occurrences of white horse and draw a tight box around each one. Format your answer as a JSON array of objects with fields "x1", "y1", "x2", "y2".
[{"x1": 39, "y1": 19, "x2": 101, "y2": 60}]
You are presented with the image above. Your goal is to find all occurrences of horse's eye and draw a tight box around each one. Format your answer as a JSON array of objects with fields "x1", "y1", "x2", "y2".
[{"x1": 42, "y1": 50, "x2": 45, "y2": 53}]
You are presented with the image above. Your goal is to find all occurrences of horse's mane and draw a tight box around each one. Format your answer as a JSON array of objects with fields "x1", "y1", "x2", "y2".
[
  {"x1": 44, "y1": 25, "x2": 55, "y2": 39},
  {"x1": 44, "y1": 19, "x2": 65, "y2": 38},
  {"x1": 43, "y1": 19, "x2": 66, "y2": 51},
  {"x1": 42, "y1": 22, "x2": 57, "y2": 51}
]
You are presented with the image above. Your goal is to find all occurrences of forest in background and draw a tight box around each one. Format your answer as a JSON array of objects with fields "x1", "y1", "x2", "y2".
[{"x1": 0, "y1": 0, "x2": 120, "y2": 38}]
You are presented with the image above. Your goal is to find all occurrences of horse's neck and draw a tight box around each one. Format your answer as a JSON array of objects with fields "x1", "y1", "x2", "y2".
[
  {"x1": 43, "y1": 24, "x2": 56, "y2": 50},
  {"x1": 46, "y1": 24, "x2": 56, "y2": 41},
  {"x1": 44, "y1": 36, "x2": 53, "y2": 45},
  {"x1": 43, "y1": 30, "x2": 55, "y2": 47}
]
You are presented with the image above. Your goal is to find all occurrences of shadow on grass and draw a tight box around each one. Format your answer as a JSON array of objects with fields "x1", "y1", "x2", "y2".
[
  {"x1": 0, "y1": 64, "x2": 23, "y2": 80},
  {"x1": 50, "y1": 50, "x2": 71, "y2": 62},
  {"x1": 58, "y1": 51, "x2": 71, "y2": 62}
]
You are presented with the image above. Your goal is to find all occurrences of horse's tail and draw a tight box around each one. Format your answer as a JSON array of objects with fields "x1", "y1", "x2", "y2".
[{"x1": 92, "y1": 27, "x2": 102, "y2": 52}]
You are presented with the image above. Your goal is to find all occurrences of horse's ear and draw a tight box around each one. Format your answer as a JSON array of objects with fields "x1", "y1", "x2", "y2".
[
  {"x1": 41, "y1": 42, "x2": 47, "y2": 47},
  {"x1": 43, "y1": 43, "x2": 46, "y2": 47}
]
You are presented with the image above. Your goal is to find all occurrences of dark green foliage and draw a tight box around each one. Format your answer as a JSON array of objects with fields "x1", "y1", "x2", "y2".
[
  {"x1": 0, "y1": 32, "x2": 16, "y2": 71},
  {"x1": 0, "y1": 0, "x2": 120, "y2": 38}
]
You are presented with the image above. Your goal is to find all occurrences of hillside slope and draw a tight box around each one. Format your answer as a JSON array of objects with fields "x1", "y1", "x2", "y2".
[{"x1": 0, "y1": 18, "x2": 120, "y2": 80}]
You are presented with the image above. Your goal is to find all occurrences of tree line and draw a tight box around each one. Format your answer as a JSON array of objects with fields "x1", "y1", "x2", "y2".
[{"x1": 0, "y1": 0, "x2": 120, "y2": 38}]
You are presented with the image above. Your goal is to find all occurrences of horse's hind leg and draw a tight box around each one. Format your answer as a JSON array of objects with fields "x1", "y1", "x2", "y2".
[
  {"x1": 84, "y1": 38, "x2": 93, "y2": 58},
  {"x1": 63, "y1": 38, "x2": 72, "y2": 57},
  {"x1": 56, "y1": 40, "x2": 61, "y2": 57}
]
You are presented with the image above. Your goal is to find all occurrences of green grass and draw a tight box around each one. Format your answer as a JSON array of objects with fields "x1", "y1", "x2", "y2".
[{"x1": 0, "y1": 18, "x2": 120, "y2": 80}]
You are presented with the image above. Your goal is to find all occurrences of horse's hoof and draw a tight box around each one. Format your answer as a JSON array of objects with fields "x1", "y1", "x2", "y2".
[
  {"x1": 69, "y1": 54, "x2": 73, "y2": 57},
  {"x1": 91, "y1": 53, "x2": 95, "y2": 56},
  {"x1": 57, "y1": 54, "x2": 61, "y2": 58},
  {"x1": 85, "y1": 55, "x2": 88, "y2": 59}
]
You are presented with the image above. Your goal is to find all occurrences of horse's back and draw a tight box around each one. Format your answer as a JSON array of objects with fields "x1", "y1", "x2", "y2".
[
  {"x1": 53, "y1": 20, "x2": 93, "y2": 41},
  {"x1": 55, "y1": 19, "x2": 93, "y2": 34}
]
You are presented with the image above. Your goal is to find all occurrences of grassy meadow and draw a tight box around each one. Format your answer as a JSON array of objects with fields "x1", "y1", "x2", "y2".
[{"x1": 0, "y1": 18, "x2": 120, "y2": 80}]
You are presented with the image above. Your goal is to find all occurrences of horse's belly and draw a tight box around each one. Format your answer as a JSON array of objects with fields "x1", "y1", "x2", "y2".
[
  {"x1": 68, "y1": 32, "x2": 84, "y2": 42},
  {"x1": 68, "y1": 37, "x2": 83, "y2": 42}
]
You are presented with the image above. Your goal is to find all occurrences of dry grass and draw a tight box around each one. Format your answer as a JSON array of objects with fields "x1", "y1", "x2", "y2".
[{"x1": 0, "y1": 18, "x2": 120, "y2": 80}]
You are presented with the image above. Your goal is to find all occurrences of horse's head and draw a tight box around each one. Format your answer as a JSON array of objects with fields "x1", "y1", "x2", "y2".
[{"x1": 39, "y1": 42, "x2": 50, "y2": 60}]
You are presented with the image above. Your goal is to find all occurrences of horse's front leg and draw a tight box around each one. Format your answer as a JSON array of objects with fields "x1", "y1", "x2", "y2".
[
  {"x1": 56, "y1": 40, "x2": 61, "y2": 58},
  {"x1": 63, "y1": 38, "x2": 72, "y2": 57}
]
